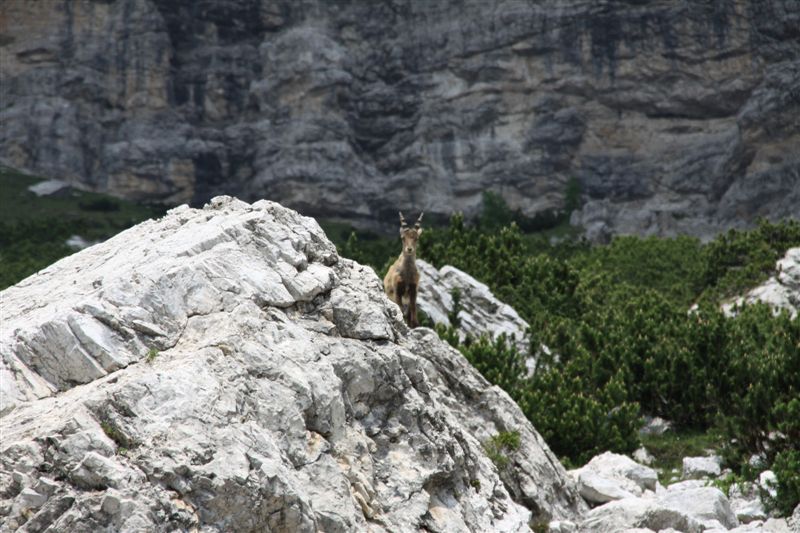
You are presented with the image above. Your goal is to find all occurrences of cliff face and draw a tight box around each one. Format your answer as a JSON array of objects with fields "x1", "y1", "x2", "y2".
[
  {"x1": 0, "y1": 197, "x2": 586, "y2": 531},
  {"x1": 1, "y1": 0, "x2": 798, "y2": 237}
]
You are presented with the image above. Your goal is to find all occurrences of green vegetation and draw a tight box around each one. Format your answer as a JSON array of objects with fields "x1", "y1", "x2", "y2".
[
  {"x1": 484, "y1": 431, "x2": 521, "y2": 470},
  {"x1": 3, "y1": 168, "x2": 799, "y2": 513},
  {"x1": 0, "y1": 166, "x2": 164, "y2": 290},
  {"x1": 327, "y1": 192, "x2": 800, "y2": 512},
  {"x1": 100, "y1": 420, "x2": 130, "y2": 452},
  {"x1": 641, "y1": 430, "x2": 724, "y2": 485},
  {"x1": 145, "y1": 347, "x2": 160, "y2": 363}
]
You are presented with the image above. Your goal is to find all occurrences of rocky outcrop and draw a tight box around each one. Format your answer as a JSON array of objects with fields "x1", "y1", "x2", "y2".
[
  {"x1": 1, "y1": 1, "x2": 799, "y2": 238},
  {"x1": 0, "y1": 197, "x2": 586, "y2": 531},
  {"x1": 416, "y1": 260, "x2": 530, "y2": 353},
  {"x1": 726, "y1": 247, "x2": 800, "y2": 318},
  {"x1": 567, "y1": 451, "x2": 794, "y2": 533}
]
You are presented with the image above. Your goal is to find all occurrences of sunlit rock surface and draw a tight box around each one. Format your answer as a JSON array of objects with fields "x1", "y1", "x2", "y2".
[{"x1": 0, "y1": 197, "x2": 586, "y2": 532}]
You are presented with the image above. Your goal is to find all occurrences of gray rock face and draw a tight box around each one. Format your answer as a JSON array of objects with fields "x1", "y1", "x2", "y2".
[
  {"x1": 2, "y1": 1, "x2": 799, "y2": 238},
  {"x1": 0, "y1": 197, "x2": 586, "y2": 531}
]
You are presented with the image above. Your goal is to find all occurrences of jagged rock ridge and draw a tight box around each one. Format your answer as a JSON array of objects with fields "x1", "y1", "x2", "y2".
[
  {"x1": 1, "y1": 0, "x2": 799, "y2": 238},
  {"x1": 0, "y1": 197, "x2": 586, "y2": 532}
]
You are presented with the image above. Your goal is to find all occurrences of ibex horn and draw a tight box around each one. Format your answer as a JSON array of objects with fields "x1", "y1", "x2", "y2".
[
  {"x1": 399, "y1": 211, "x2": 408, "y2": 228},
  {"x1": 415, "y1": 212, "x2": 424, "y2": 229}
]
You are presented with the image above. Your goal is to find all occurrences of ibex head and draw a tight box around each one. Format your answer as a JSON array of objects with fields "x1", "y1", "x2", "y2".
[{"x1": 399, "y1": 211, "x2": 423, "y2": 256}]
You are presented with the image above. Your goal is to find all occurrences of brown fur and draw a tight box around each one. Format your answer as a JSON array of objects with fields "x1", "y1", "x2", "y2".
[{"x1": 383, "y1": 212, "x2": 423, "y2": 327}]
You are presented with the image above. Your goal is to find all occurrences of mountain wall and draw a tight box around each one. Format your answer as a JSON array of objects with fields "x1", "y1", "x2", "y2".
[
  {"x1": 0, "y1": 197, "x2": 586, "y2": 532},
  {"x1": 1, "y1": 0, "x2": 799, "y2": 238}
]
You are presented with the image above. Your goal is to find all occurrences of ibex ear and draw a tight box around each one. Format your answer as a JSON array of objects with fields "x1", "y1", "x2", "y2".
[{"x1": 416, "y1": 228, "x2": 423, "y2": 236}]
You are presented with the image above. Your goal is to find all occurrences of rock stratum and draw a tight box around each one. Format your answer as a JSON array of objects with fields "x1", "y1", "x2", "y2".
[
  {"x1": 1, "y1": 0, "x2": 799, "y2": 238},
  {"x1": 0, "y1": 197, "x2": 586, "y2": 532}
]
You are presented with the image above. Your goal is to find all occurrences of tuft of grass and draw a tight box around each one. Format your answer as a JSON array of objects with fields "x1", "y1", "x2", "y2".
[
  {"x1": 100, "y1": 421, "x2": 128, "y2": 450},
  {"x1": 484, "y1": 431, "x2": 521, "y2": 470},
  {"x1": 709, "y1": 471, "x2": 745, "y2": 497},
  {"x1": 145, "y1": 348, "x2": 159, "y2": 363}
]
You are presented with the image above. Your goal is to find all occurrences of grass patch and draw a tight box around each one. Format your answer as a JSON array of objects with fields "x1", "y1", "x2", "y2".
[
  {"x1": 100, "y1": 421, "x2": 130, "y2": 451},
  {"x1": 484, "y1": 430, "x2": 521, "y2": 470},
  {"x1": 640, "y1": 429, "x2": 725, "y2": 485},
  {"x1": 145, "y1": 348, "x2": 159, "y2": 363}
]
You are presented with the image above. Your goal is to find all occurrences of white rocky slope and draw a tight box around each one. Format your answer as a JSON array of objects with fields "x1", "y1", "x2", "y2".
[{"x1": 0, "y1": 197, "x2": 586, "y2": 532}]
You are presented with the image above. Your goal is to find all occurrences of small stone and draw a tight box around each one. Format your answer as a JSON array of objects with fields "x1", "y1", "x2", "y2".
[
  {"x1": 33, "y1": 477, "x2": 60, "y2": 496},
  {"x1": 633, "y1": 447, "x2": 654, "y2": 466},
  {"x1": 548, "y1": 519, "x2": 577, "y2": 533},
  {"x1": 682, "y1": 456, "x2": 722, "y2": 479},
  {"x1": 758, "y1": 470, "x2": 777, "y2": 499},
  {"x1": 657, "y1": 487, "x2": 738, "y2": 529},
  {"x1": 18, "y1": 488, "x2": 47, "y2": 510},
  {"x1": 102, "y1": 490, "x2": 122, "y2": 514},
  {"x1": 577, "y1": 470, "x2": 637, "y2": 503},
  {"x1": 639, "y1": 416, "x2": 672, "y2": 436}
]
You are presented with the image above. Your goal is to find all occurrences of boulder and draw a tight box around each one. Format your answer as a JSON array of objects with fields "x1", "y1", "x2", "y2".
[
  {"x1": 578, "y1": 498, "x2": 702, "y2": 533},
  {"x1": 791, "y1": 503, "x2": 800, "y2": 530},
  {"x1": 416, "y1": 260, "x2": 530, "y2": 353},
  {"x1": 682, "y1": 456, "x2": 722, "y2": 479},
  {"x1": 575, "y1": 470, "x2": 637, "y2": 504},
  {"x1": 657, "y1": 487, "x2": 738, "y2": 529},
  {"x1": 729, "y1": 481, "x2": 768, "y2": 524},
  {"x1": 27, "y1": 179, "x2": 71, "y2": 197},
  {"x1": 0, "y1": 197, "x2": 587, "y2": 532}
]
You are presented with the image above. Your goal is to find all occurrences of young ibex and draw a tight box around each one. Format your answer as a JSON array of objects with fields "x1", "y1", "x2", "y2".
[{"x1": 384, "y1": 212, "x2": 423, "y2": 327}]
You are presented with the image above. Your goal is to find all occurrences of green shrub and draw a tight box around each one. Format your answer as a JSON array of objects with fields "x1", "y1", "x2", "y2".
[
  {"x1": 459, "y1": 334, "x2": 528, "y2": 399},
  {"x1": 484, "y1": 431, "x2": 521, "y2": 470},
  {"x1": 767, "y1": 450, "x2": 800, "y2": 515}
]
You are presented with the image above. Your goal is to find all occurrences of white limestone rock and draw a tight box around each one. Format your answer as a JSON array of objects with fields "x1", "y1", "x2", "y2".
[
  {"x1": 682, "y1": 455, "x2": 722, "y2": 479},
  {"x1": 790, "y1": 503, "x2": 800, "y2": 530},
  {"x1": 730, "y1": 481, "x2": 768, "y2": 524},
  {"x1": 723, "y1": 247, "x2": 800, "y2": 318},
  {"x1": 575, "y1": 470, "x2": 637, "y2": 504},
  {"x1": 657, "y1": 487, "x2": 738, "y2": 529},
  {"x1": 759, "y1": 470, "x2": 779, "y2": 501},
  {"x1": 639, "y1": 416, "x2": 672, "y2": 436},
  {"x1": 27, "y1": 179, "x2": 71, "y2": 197},
  {"x1": 0, "y1": 197, "x2": 587, "y2": 532},
  {"x1": 632, "y1": 447, "x2": 654, "y2": 466},
  {"x1": 578, "y1": 497, "x2": 702, "y2": 533},
  {"x1": 416, "y1": 260, "x2": 530, "y2": 354}
]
